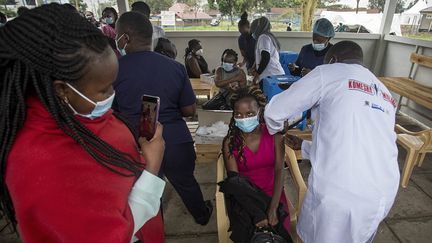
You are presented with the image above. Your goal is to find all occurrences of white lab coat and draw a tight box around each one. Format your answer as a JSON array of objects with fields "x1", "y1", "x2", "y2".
[{"x1": 264, "y1": 63, "x2": 400, "y2": 243}]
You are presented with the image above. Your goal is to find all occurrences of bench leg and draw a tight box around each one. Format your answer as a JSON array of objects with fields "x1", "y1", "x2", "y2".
[
  {"x1": 401, "y1": 148, "x2": 419, "y2": 188},
  {"x1": 417, "y1": 153, "x2": 426, "y2": 167}
]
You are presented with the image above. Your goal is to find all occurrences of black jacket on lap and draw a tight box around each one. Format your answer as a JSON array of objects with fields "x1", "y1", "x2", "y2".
[{"x1": 218, "y1": 173, "x2": 293, "y2": 243}]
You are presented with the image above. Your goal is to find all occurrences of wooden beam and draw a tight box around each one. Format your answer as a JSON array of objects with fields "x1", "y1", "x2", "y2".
[{"x1": 410, "y1": 53, "x2": 432, "y2": 69}]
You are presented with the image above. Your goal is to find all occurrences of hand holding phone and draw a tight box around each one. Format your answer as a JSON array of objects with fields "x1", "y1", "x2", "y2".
[
  {"x1": 139, "y1": 123, "x2": 165, "y2": 175},
  {"x1": 139, "y1": 95, "x2": 160, "y2": 141}
]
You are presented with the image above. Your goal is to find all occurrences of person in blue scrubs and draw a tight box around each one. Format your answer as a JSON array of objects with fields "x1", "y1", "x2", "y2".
[
  {"x1": 237, "y1": 12, "x2": 256, "y2": 71},
  {"x1": 288, "y1": 18, "x2": 335, "y2": 77},
  {"x1": 113, "y1": 12, "x2": 213, "y2": 226}
]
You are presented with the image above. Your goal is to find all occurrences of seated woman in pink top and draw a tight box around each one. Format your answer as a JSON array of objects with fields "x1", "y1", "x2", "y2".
[{"x1": 222, "y1": 86, "x2": 290, "y2": 232}]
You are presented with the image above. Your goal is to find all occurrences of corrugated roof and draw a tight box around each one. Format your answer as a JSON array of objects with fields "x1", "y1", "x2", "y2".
[{"x1": 420, "y1": 7, "x2": 432, "y2": 13}]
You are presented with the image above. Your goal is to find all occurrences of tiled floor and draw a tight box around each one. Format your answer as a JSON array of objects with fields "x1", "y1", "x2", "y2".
[{"x1": 1, "y1": 115, "x2": 431, "y2": 243}]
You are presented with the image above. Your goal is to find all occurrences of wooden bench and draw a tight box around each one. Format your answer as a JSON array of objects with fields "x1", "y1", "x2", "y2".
[
  {"x1": 190, "y1": 78, "x2": 213, "y2": 98},
  {"x1": 379, "y1": 53, "x2": 432, "y2": 110}
]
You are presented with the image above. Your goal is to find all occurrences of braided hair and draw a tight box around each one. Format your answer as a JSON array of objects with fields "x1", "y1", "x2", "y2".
[
  {"x1": 238, "y1": 12, "x2": 249, "y2": 29},
  {"x1": 0, "y1": 3, "x2": 144, "y2": 229},
  {"x1": 223, "y1": 86, "x2": 267, "y2": 165},
  {"x1": 221, "y1": 49, "x2": 238, "y2": 63},
  {"x1": 185, "y1": 39, "x2": 200, "y2": 58}
]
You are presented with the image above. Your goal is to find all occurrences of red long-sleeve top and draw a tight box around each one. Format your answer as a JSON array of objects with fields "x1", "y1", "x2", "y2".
[{"x1": 5, "y1": 97, "x2": 163, "y2": 243}]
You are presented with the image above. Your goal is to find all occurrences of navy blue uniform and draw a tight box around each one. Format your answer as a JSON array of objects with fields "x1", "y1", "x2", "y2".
[
  {"x1": 113, "y1": 51, "x2": 208, "y2": 222},
  {"x1": 291, "y1": 43, "x2": 333, "y2": 76}
]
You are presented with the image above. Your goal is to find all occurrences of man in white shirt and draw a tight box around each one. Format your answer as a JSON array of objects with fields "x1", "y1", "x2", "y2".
[
  {"x1": 264, "y1": 41, "x2": 400, "y2": 243},
  {"x1": 131, "y1": 1, "x2": 166, "y2": 50}
]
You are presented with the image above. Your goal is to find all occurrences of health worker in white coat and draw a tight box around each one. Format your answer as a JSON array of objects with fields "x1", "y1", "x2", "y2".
[{"x1": 264, "y1": 41, "x2": 400, "y2": 243}]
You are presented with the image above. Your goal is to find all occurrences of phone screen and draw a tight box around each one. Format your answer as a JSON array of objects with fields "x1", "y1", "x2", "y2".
[{"x1": 140, "y1": 95, "x2": 160, "y2": 141}]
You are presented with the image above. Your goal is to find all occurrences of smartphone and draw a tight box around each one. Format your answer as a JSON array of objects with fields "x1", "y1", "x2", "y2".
[{"x1": 139, "y1": 95, "x2": 160, "y2": 141}]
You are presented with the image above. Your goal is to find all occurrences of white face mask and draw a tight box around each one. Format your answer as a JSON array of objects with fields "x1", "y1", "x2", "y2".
[
  {"x1": 312, "y1": 42, "x2": 327, "y2": 51},
  {"x1": 222, "y1": 62, "x2": 235, "y2": 72},
  {"x1": 65, "y1": 83, "x2": 115, "y2": 119},
  {"x1": 195, "y1": 49, "x2": 204, "y2": 56},
  {"x1": 115, "y1": 33, "x2": 127, "y2": 56}
]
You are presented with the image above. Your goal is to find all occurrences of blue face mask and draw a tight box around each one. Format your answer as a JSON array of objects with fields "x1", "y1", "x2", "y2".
[
  {"x1": 235, "y1": 114, "x2": 260, "y2": 133},
  {"x1": 105, "y1": 17, "x2": 114, "y2": 25},
  {"x1": 222, "y1": 62, "x2": 234, "y2": 72},
  {"x1": 66, "y1": 83, "x2": 115, "y2": 119},
  {"x1": 115, "y1": 33, "x2": 128, "y2": 56},
  {"x1": 312, "y1": 42, "x2": 327, "y2": 51}
]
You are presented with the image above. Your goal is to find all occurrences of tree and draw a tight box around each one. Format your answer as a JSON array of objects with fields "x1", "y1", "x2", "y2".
[
  {"x1": 207, "y1": 0, "x2": 217, "y2": 10},
  {"x1": 128, "y1": 0, "x2": 174, "y2": 14},
  {"x1": 368, "y1": 0, "x2": 406, "y2": 14},
  {"x1": 0, "y1": 0, "x2": 16, "y2": 11},
  {"x1": 217, "y1": 0, "x2": 236, "y2": 24},
  {"x1": 317, "y1": 0, "x2": 337, "y2": 8},
  {"x1": 70, "y1": 0, "x2": 88, "y2": 12},
  {"x1": 301, "y1": 0, "x2": 317, "y2": 31},
  {"x1": 356, "y1": 0, "x2": 360, "y2": 13},
  {"x1": 269, "y1": 0, "x2": 301, "y2": 8}
]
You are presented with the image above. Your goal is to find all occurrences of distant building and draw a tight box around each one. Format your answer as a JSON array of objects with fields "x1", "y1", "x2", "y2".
[
  {"x1": 419, "y1": 7, "x2": 432, "y2": 31},
  {"x1": 168, "y1": 3, "x2": 212, "y2": 25}
]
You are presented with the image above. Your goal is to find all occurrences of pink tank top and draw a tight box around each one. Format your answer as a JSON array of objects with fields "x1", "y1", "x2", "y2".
[{"x1": 234, "y1": 124, "x2": 276, "y2": 196}]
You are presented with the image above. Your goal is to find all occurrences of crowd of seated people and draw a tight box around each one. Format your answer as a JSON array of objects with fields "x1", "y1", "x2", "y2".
[{"x1": 0, "y1": 4, "x2": 401, "y2": 243}]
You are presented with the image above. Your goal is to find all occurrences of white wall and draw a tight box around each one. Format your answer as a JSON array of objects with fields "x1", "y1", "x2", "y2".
[
  {"x1": 165, "y1": 31, "x2": 380, "y2": 71},
  {"x1": 381, "y1": 35, "x2": 432, "y2": 126}
]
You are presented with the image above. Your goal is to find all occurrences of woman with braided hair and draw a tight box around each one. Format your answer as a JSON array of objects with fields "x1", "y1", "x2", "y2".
[
  {"x1": 222, "y1": 86, "x2": 291, "y2": 238},
  {"x1": 0, "y1": 3, "x2": 165, "y2": 242}
]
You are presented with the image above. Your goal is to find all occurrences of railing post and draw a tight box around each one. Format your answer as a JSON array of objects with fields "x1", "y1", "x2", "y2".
[
  {"x1": 117, "y1": 0, "x2": 129, "y2": 15},
  {"x1": 372, "y1": 0, "x2": 397, "y2": 76}
]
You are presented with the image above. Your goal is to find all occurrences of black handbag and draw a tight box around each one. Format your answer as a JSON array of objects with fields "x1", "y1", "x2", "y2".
[
  {"x1": 250, "y1": 227, "x2": 287, "y2": 243},
  {"x1": 202, "y1": 90, "x2": 231, "y2": 110}
]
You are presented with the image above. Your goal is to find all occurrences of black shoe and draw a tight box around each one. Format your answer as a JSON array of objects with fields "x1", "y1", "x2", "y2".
[{"x1": 196, "y1": 200, "x2": 213, "y2": 226}]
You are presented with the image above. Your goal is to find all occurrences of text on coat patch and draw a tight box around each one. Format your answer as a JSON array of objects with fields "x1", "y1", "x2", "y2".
[{"x1": 348, "y1": 79, "x2": 397, "y2": 109}]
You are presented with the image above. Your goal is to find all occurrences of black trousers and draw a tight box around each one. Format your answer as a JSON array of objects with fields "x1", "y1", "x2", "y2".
[{"x1": 160, "y1": 142, "x2": 207, "y2": 222}]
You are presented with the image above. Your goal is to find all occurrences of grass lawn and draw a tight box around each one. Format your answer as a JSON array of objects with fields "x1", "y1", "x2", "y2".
[
  {"x1": 405, "y1": 32, "x2": 432, "y2": 41},
  {"x1": 163, "y1": 20, "x2": 293, "y2": 32}
]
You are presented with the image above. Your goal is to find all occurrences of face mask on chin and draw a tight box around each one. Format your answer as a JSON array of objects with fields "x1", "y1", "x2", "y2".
[
  {"x1": 115, "y1": 33, "x2": 128, "y2": 56},
  {"x1": 65, "y1": 83, "x2": 115, "y2": 119},
  {"x1": 195, "y1": 49, "x2": 204, "y2": 56}
]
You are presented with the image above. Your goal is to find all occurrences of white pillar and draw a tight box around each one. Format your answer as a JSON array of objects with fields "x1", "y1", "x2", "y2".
[
  {"x1": 117, "y1": 0, "x2": 129, "y2": 15},
  {"x1": 372, "y1": 0, "x2": 398, "y2": 75}
]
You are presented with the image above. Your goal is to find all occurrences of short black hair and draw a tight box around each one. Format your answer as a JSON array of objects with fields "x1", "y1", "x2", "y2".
[
  {"x1": 155, "y1": 37, "x2": 177, "y2": 59},
  {"x1": 17, "y1": 6, "x2": 29, "y2": 16},
  {"x1": 221, "y1": 49, "x2": 238, "y2": 62},
  {"x1": 63, "y1": 3, "x2": 77, "y2": 11},
  {"x1": 324, "y1": 40, "x2": 363, "y2": 64},
  {"x1": 131, "y1": 1, "x2": 150, "y2": 18},
  {"x1": 117, "y1": 11, "x2": 153, "y2": 44}
]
